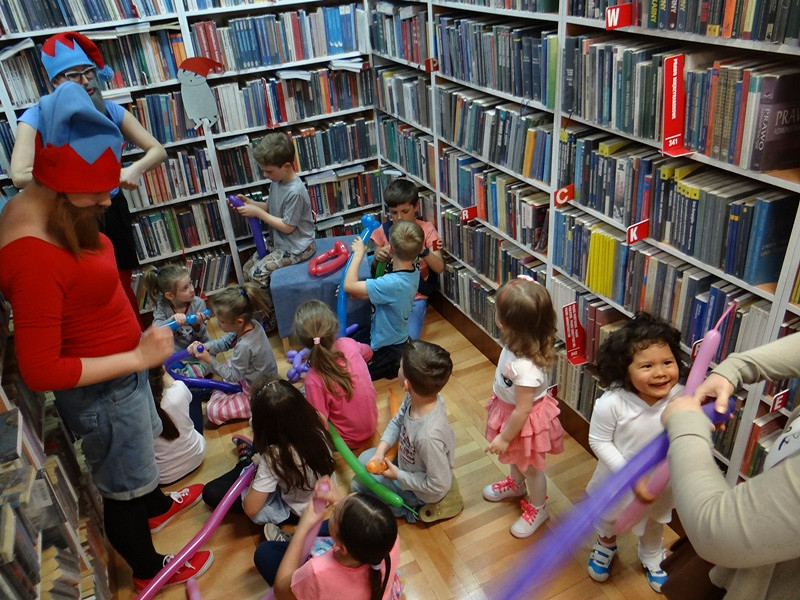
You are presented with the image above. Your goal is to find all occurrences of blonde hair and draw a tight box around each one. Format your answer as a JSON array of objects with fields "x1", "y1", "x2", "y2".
[
  {"x1": 389, "y1": 220, "x2": 424, "y2": 261},
  {"x1": 292, "y1": 300, "x2": 354, "y2": 400},
  {"x1": 495, "y1": 279, "x2": 557, "y2": 367},
  {"x1": 141, "y1": 264, "x2": 189, "y2": 303},
  {"x1": 211, "y1": 283, "x2": 268, "y2": 322}
]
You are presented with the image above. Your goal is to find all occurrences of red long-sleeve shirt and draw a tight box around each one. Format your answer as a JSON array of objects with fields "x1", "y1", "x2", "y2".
[{"x1": 0, "y1": 235, "x2": 141, "y2": 391}]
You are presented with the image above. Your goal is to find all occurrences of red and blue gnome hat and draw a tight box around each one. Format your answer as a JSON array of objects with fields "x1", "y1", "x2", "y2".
[
  {"x1": 32, "y1": 82, "x2": 122, "y2": 194},
  {"x1": 41, "y1": 31, "x2": 115, "y2": 82}
]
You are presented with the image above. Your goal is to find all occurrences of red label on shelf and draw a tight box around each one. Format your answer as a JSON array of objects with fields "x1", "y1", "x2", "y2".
[
  {"x1": 563, "y1": 302, "x2": 587, "y2": 365},
  {"x1": 424, "y1": 57, "x2": 440, "y2": 73},
  {"x1": 460, "y1": 205, "x2": 478, "y2": 222},
  {"x1": 662, "y1": 54, "x2": 693, "y2": 157},
  {"x1": 553, "y1": 184, "x2": 575, "y2": 207},
  {"x1": 626, "y1": 219, "x2": 650, "y2": 244},
  {"x1": 772, "y1": 389, "x2": 789, "y2": 413},
  {"x1": 691, "y1": 339, "x2": 702, "y2": 359},
  {"x1": 605, "y1": 3, "x2": 633, "y2": 28}
]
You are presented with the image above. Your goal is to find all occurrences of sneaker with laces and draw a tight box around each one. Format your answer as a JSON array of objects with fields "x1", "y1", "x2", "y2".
[
  {"x1": 510, "y1": 500, "x2": 549, "y2": 538},
  {"x1": 148, "y1": 484, "x2": 204, "y2": 532},
  {"x1": 588, "y1": 540, "x2": 617, "y2": 582},
  {"x1": 643, "y1": 563, "x2": 668, "y2": 593},
  {"x1": 482, "y1": 476, "x2": 527, "y2": 502},
  {"x1": 263, "y1": 523, "x2": 292, "y2": 543},
  {"x1": 132, "y1": 550, "x2": 214, "y2": 591},
  {"x1": 233, "y1": 435, "x2": 254, "y2": 461}
]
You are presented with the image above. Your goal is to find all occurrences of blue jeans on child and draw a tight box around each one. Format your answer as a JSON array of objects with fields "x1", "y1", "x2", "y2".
[
  {"x1": 407, "y1": 298, "x2": 428, "y2": 340},
  {"x1": 253, "y1": 521, "x2": 331, "y2": 584},
  {"x1": 53, "y1": 370, "x2": 161, "y2": 500},
  {"x1": 351, "y1": 448, "x2": 424, "y2": 523}
]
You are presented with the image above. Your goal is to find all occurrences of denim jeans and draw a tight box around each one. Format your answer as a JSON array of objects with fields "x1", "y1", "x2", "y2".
[
  {"x1": 54, "y1": 370, "x2": 161, "y2": 500},
  {"x1": 407, "y1": 298, "x2": 428, "y2": 340},
  {"x1": 351, "y1": 448, "x2": 423, "y2": 523}
]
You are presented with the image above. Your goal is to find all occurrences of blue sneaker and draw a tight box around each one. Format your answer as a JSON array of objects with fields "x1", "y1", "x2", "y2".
[
  {"x1": 588, "y1": 541, "x2": 616, "y2": 582},
  {"x1": 643, "y1": 564, "x2": 667, "y2": 593}
]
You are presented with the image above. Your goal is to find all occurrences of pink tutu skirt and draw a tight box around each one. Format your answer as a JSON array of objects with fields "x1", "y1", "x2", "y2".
[{"x1": 485, "y1": 394, "x2": 564, "y2": 470}]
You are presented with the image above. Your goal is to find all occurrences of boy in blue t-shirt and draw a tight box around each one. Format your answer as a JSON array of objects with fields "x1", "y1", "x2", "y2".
[{"x1": 344, "y1": 220, "x2": 423, "y2": 380}]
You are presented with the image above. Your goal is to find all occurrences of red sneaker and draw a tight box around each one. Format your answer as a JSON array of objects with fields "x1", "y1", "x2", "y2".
[
  {"x1": 148, "y1": 484, "x2": 204, "y2": 532},
  {"x1": 132, "y1": 550, "x2": 214, "y2": 591}
]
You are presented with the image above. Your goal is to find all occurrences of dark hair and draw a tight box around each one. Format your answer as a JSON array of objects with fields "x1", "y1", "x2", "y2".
[
  {"x1": 292, "y1": 300, "x2": 353, "y2": 400},
  {"x1": 388, "y1": 219, "x2": 424, "y2": 261},
  {"x1": 596, "y1": 312, "x2": 688, "y2": 391},
  {"x1": 401, "y1": 340, "x2": 452, "y2": 397},
  {"x1": 495, "y1": 279, "x2": 557, "y2": 367},
  {"x1": 336, "y1": 493, "x2": 398, "y2": 600},
  {"x1": 141, "y1": 263, "x2": 188, "y2": 303},
  {"x1": 384, "y1": 179, "x2": 419, "y2": 209},
  {"x1": 211, "y1": 283, "x2": 269, "y2": 322},
  {"x1": 250, "y1": 378, "x2": 335, "y2": 491},
  {"x1": 148, "y1": 366, "x2": 179, "y2": 441},
  {"x1": 253, "y1": 132, "x2": 295, "y2": 167}
]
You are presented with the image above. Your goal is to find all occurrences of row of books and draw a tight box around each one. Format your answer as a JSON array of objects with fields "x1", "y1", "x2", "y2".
[
  {"x1": 130, "y1": 91, "x2": 202, "y2": 145},
  {"x1": 440, "y1": 153, "x2": 550, "y2": 253},
  {"x1": 0, "y1": 121, "x2": 13, "y2": 178},
  {"x1": 441, "y1": 208, "x2": 547, "y2": 286},
  {"x1": 441, "y1": 259, "x2": 500, "y2": 337},
  {"x1": 740, "y1": 409, "x2": 786, "y2": 477},
  {"x1": 131, "y1": 199, "x2": 228, "y2": 260},
  {"x1": 558, "y1": 129, "x2": 798, "y2": 284},
  {"x1": 374, "y1": 65, "x2": 432, "y2": 131},
  {"x1": 189, "y1": 5, "x2": 364, "y2": 73},
  {"x1": 209, "y1": 67, "x2": 373, "y2": 133},
  {"x1": 436, "y1": 0, "x2": 557, "y2": 12},
  {"x1": 435, "y1": 15, "x2": 559, "y2": 109},
  {"x1": 711, "y1": 402, "x2": 744, "y2": 460},
  {"x1": 305, "y1": 167, "x2": 383, "y2": 218},
  {"x1": 315, "y1": 210, "x2": 381, "y2": 237},
  {"x1": 377, "y1": 116, "x2": 436, "y2": 187},
  {"x1": 568, "y1": 0, "x2": 800, "y2": 46},
  {"x1": 370, "y1": 2, "x2": 430, "y2": 66},
  {"x1": 0, "y1": 0, "x2": 174, "y2": 34},
  {"x1": 761, "y1": 316, "x2": 800, "y2": 407},
  {"x1": 122, "y1": 146, "x2": 217, "y2": 209},
  {"x1": 437, "y1": 84, "x2": 554, "y2": 184},
  {"x1": 551, "y1": 345, "x2": 603, "y2": 421},
  {"x1": 215, "y1": 118, "x2": 376, "y2": 187}
]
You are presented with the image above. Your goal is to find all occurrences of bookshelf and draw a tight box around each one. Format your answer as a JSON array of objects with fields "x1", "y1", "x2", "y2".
[
  {"x1": 367, "y1": 0, "x2": 800, "y2": 485},
  {"x1": 0, "y1": 0, "x2": 383, "y2": 307}
]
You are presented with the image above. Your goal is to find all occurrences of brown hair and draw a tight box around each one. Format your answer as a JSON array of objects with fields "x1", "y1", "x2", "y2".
[
  {"x1": 252, "y1": 132, "x2": 295, "y2": 168},
  {"x1": 495, "y1": 279, "x2": 557, "y2": 367},
  {"x1": 401, "y1": 340, "x2": 452, "y2": 397},
  {"x1": 292, "y1": 300, "x2": 354, "y2": 399},
  {"x1": 211, "y1": 283, "x2": 268, "y2": 322},
  {"x1": 384, "y1": 178, "x2": 419, "y2": 209},
  {"x1": 388, "y1": 220, "x2": 424, "y2": 262},
  {"x1": 148, "y1": 366, "x2": 179, "y2": 441},
  {"x1": 141, "y1": 263, "x2": 188, "y2": 303}
]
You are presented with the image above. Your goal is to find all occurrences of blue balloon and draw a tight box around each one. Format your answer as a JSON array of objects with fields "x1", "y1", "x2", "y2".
[
  {"x1": 338, "y1": 215, "x2": 380, "y2": 337},
  {"x1": 164, "y1": 348, "x2": 242, "y2": 394}
]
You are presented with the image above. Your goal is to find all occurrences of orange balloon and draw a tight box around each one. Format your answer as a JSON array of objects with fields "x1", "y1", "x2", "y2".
[{"x1": 366, "y1": 458, "x2": 387, "y2": 474}]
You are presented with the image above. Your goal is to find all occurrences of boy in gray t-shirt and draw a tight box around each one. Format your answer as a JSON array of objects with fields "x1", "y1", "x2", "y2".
[
  {"x1": 353, "y1": 340, "x2": 462, "y2": 523},
  {"x1": 230, "y1": 132, "x2": 316, "y2": 330}
]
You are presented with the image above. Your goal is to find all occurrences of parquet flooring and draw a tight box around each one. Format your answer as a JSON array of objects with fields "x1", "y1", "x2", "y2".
[{"x1": 110, "y1": 307, "x2": 675, "y2": 599}]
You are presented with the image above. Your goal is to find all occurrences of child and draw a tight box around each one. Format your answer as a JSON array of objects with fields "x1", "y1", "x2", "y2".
[
  {"x1": 344, "y1": 220, "x2": 423, "y2": 381},
  {"x1": 233, "y1": 132, "x2": 316, "y2": 331},
  {"x1": 254, "y1": 476, "x2": 402, "y2": 600},
  {"x1": 353, "y1": 340, "x2": 458, "y2": 523},
  {"x1": 148, "y1": 366, "x2": 205, "y2": 486},
  {"x1": 293, "y1": 299, "x2": 378, "y2": 449},
  {"x1": 370, "y1": 179, "x2": 443, "y2": 340},
  {"x1": 585, "y1": 312, "x2": 686, "y2": 593},
  {"x1": 188, "y1": 283, "x2": 277, "y2": 425},
  {"x1": 244, "y1": 378, "x2": 336, "y2": 531},
  {"x1": 482, "y1": 277, "x2": 563, "y2": 539}
]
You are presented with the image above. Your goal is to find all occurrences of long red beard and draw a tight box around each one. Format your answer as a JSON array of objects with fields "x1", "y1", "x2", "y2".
[{"x1": 47, "y1": 194, "x2": 104, "y2": 256}]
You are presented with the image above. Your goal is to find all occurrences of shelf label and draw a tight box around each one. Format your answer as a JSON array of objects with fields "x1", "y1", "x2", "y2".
[
  {"x1": 605, "y1": 3, "x2": 633, "y2": 29},
  {"x1": 691, "y1": 338, "x2": 702, "y2": 359},
  {"x1": 662, "y1": 54, "x2": 693, "y2": 157},
  {"x1": 553, "y1": 184, "x2": 575, "y2": 207},
  {"x1": 563, "y1": 302, "x2": 588, "y2": 366},
  {"x1": 626, "y1": 219, "x2": 650, "y2": 244},
  {"x1": 772, "y1": 389, "x2": 789, "y2": 413},
  {"x1": 424, "y1": 57, "x2": 440, "y2": 73},
  {"x1": 460, "y1": 205, "x2": 478, "y2": 222}
]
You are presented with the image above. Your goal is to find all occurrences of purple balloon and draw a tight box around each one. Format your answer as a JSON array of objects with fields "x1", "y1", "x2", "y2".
[
  {"x1": 164, "y1": 349, "x2": 242, "y2": 394},
  {"x1": 228, "y1": 195, "x2": 268, "y2": 259}
]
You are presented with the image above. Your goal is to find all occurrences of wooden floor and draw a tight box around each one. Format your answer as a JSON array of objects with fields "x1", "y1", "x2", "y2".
[{"x1": 110, "y1": 308, "x2": 676, "y2": 600}]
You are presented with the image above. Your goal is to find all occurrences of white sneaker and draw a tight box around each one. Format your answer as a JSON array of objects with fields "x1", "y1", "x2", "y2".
[
  {"x1": 482, "y1": 476, "x2": 527, "y2": 502},
  {"x1": 588, "y1": 540, "x2": 617, "y2": 582},
  {"x1": 510, "y1": 500, "x2": 549, "y2": 538},
  {"x1": 263, "y1": 523, "x2": 292, "y2": 543}
]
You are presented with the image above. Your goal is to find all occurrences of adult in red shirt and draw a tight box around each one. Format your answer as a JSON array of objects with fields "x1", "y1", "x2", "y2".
[{"x1": 0, "y1": 82, "x2": 210, "y2": 590}]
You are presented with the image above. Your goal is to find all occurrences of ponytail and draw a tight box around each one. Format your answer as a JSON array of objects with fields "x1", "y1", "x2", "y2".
[
  {"x1": 212, "y1": 282, "x2": 268, "y2": 322},
  {"x1": 148, "y1": 367, "x2": 179, "y2": 441}
]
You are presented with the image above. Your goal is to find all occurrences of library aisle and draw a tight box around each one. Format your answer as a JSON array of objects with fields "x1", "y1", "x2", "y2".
[{"x1": 110, "y1": 308, "x2": 674, "y2": 600}]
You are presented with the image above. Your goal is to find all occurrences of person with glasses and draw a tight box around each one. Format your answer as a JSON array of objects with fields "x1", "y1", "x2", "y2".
[{"x1": 9, "y1": 32, "x2": 167, "y2": 324}]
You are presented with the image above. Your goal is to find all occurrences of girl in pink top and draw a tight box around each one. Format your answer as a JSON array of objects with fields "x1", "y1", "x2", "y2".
[
  {"x1": 293, "y1": 300, "x2": 378, "y2": 449},
  {"x1": 271, "y1": 476, "x2": 401, "y2": 600}
]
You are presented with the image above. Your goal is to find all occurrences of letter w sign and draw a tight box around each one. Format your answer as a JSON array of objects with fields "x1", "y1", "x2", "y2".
[{"x1": 605, "y1": 3, "x2": 633, "y2": 29}]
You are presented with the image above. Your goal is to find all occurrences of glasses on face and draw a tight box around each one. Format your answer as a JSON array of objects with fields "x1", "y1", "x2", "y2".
[{"x1": 62, "y1": 67, "x2": 97, "y2": 82}]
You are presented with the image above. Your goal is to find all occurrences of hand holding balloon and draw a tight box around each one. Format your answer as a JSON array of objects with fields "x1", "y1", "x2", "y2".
[
  {"x1": 337, "y1": 215, "x2": 381, "y2": 337},
  {"x1": 164, "y1": 309, "x2": 211, "y2": 330},
  {"x1": 228, "y1": 195, "x2": 267, "y2": 259}
]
